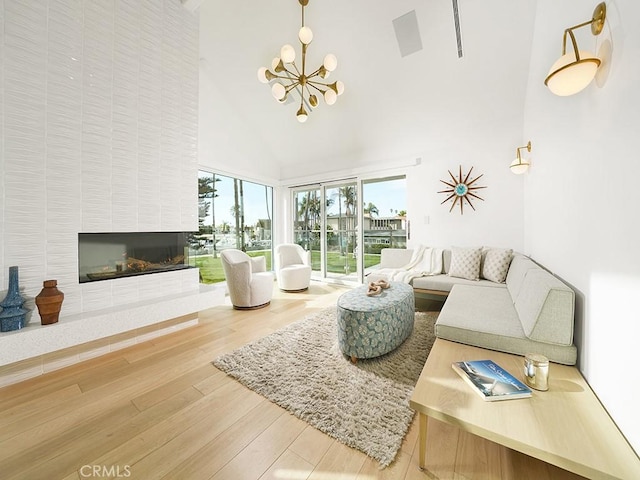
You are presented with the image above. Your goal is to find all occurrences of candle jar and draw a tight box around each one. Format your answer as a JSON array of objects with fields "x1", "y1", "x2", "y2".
[{"x1": 524, "y1": 353, "x2": 549, "y2": 391}]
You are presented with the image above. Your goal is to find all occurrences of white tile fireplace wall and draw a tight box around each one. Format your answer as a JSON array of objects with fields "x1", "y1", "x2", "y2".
[{"x1": 0, "y1": 0, "x2": 213, "y2": 369}]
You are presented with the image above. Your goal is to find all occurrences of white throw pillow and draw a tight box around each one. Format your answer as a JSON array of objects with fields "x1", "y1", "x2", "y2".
[
  {"x1": 448, "y1": 247, "x2": 482, "y2": 281},
  {"x1": 482, "y1": 248, "x2": 513, "y2": 283}
]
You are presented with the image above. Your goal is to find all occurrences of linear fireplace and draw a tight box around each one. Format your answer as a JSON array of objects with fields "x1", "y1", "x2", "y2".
[{"x1": 78, "y1": 232, "x2": 194, "y2": 283}]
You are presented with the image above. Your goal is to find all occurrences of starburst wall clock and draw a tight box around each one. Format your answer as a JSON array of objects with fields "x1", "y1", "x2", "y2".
[{"x1": 438, "y1": 165, "x2": 487, "y2": 214}]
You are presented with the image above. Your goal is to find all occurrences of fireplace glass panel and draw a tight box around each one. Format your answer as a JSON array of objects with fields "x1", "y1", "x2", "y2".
[{"x1": 78, "y1": 232, "x2": 194, "y2": 283}]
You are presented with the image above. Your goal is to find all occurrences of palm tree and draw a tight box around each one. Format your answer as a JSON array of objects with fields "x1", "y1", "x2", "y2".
[
  {"x1": 338, "y1": 185, "x2": 357, "y2": 262},
  {"x1": 364, "y1": 202, "x2": 379, "y2": 217},
  {"x1": 340, "y1": 185, "x2": 356, "y2": 217},
  {"x1": 232, "y1": 179, "x2": 246, "y2": 251},
  {"x1": 198, "y1": 175, "x2": 220, "y2": 255}
]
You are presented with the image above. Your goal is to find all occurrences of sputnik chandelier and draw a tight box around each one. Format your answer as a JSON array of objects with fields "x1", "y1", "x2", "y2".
[{"x1": 257, "y1": 0, "x2": 344, "y2": 123}]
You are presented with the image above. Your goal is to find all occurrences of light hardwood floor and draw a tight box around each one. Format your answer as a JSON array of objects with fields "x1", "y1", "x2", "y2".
[{"x1": 0, "y1": 283, "x2": 585, "y2": 480}]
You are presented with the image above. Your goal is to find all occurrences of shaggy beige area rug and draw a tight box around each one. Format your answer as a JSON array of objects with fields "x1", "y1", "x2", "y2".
[{"x1": 213, "y1": 307, "x2": 437, "y2": 467}]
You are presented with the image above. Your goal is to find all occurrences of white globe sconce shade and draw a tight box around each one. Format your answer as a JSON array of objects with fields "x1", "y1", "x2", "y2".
[
  {"x1": 545, "y1": 51, "x2": 600, "y2": 96},
  {"x1": 510, "y1": 158, "x2": 530, "y2": 175},
  {"x1": 510, "y1": 141, "x2": 531, "y2": 175},
  {"x1": 544, "y1": 2, "x2": 607, "y2": 96}
]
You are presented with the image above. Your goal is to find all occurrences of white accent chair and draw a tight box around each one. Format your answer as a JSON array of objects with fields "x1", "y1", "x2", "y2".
[
  {"x1": 275, "y1": 243, "x2": 312, "y2": 292},
  {"x1": 220, "y1": 249, "x2": 273, "y2": 309}
]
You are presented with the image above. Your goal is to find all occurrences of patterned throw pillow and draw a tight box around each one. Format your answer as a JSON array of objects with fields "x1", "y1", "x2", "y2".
[
  {"x1": 482, "y1": 248, "x2": 514, "y2": 283},
  {"x1": 448, "y1": 247, "x2": 482, "y2": 281}
]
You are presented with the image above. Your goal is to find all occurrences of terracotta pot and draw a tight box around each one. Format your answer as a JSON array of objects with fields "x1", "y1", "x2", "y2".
[{"x1": 35, "y1": 280, "x2": 64, "y2": 325}]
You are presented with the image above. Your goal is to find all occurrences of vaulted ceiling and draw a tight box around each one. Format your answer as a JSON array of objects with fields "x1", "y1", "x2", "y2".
[{"x1": 197, "y1": 0, "x2": 538, "y2": 177}]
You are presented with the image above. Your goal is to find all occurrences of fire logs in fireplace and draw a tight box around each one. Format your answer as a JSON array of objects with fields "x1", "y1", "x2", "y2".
[{"x1": 78, "y1": 232, "x2": 194, "y2": 283}]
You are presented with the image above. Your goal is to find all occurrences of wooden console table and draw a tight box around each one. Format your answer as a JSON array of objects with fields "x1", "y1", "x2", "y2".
[{"x1": 410, "y1": 339, "x2": 640, "y2": 479}]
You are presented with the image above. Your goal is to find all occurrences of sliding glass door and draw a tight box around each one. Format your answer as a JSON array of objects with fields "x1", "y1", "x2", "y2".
[
  {"x1": 293, "y1": 188, "x2": 322, "y2": 275},
  {"x1": 325, "y1": 182, "x2": 358, "y2": 282},
  {"x1": 361, "y1": 176, "x2": 407, "y2": 271},
  {"x1": 292, "y1": 181, "x2": 359, "y2": 283},
  {"x1": 291, "y1": 175, "x2": 406, "y2": 284}
]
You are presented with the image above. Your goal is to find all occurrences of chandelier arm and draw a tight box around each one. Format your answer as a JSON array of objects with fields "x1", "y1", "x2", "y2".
[
  {"x1": 269, "y1": 73, "x2": 299, "y2": 82},
  {"x1": 306, "y1": 77, "x2": 331, "y2": 86},
  {"x1": 301, "y1": 44, "x2": 307, "y2": 77},
  {"x1": 289, "y1": 62, "x2": 302, "y2": 78},
  {"x1": 306, "y1": 65, "x2": 325, "y2": 78},
  {"x1": 284, "y1": 81, "x2": 302, "y2": 94},
  {"x1": 306, "y1": 81, "x2": 329, "y2": 93}
]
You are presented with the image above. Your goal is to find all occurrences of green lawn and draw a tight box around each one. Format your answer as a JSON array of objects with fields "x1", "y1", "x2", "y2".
[{"x1": 194, "y1": 250, "x2": 380, "y2": 284}]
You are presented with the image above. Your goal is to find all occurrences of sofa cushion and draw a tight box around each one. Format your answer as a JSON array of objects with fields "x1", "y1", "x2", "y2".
[
  {"x1": 412, "y1": 274, "x2": 506, "y2": 292},
  {"x1": 506, "y1": 255, "x2": 540, "y2": 301},
  {"x1": 435, "y1": 285, "x2": 577, "y2": 365},
  {"x1": 514, "y1": 269, "x2": 575, "y2": 346},
  {"x1": 448, "y1": 247, "x2": 482, "y2": 281},
  {"x1": 443, "y1": 249, "x2": 452, "y2": 274},
  {"x1": 481, "y1": 248, "x2": 513, "y2": 283}
]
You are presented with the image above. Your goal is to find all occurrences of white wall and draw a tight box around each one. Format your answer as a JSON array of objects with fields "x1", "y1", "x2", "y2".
[
  {"x1": 0, "y1": 0, "x2": 200, "y2": 361},
  {"x1": 524, "y1": 0, "x2": 639, "y2": 454},
  {"x1": 198, "y1": 63, "x2": 280, "y2": 184},
  {"x1": 406, "y1": 128, "x2": 526, "y2": 252}
]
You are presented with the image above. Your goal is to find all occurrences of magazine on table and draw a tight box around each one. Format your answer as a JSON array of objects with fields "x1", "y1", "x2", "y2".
[{"x1": 452, "y1": 359, "x2": 532, "y2": 401}]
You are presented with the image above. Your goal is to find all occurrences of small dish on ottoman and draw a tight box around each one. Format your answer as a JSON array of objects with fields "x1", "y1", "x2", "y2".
[{"x1": 336, "y1": 282, "x2": 415, "y2": 363}]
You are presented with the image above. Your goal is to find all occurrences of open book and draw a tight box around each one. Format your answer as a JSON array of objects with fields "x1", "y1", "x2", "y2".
[{"x1": 452, "y1": 359, "x2": 532, "y2": 401}]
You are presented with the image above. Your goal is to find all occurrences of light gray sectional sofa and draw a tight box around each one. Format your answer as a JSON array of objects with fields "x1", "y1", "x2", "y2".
[{"x1": 372, "y1": 248, "x2": 577, "y2": 365}]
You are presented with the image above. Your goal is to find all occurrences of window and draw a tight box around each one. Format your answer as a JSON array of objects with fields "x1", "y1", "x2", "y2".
[
  {"x1": 362, "y1": 175, "x2": 407, "y2": 269},
  {"x1": 194, "y1": 171, "x2": 273, "y2": 284},
  {"x1": 291, "y1": 175, "x2": 406, "y2": 283}
]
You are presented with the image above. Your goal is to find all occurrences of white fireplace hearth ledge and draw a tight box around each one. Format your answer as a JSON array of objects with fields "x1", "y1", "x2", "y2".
[{"x1": 0, "y1": 283, "x2": 225, "y2": 371}]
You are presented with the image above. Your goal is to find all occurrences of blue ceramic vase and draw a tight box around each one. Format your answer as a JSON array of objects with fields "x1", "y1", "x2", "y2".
[{"x1": 0, "y1": 266, "x2": 28, "y2": 332}]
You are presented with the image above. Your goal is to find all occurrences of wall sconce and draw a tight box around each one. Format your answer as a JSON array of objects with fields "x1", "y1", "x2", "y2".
[
  {"x1": 510, "y1": 141, "x2": 531, "y2": 175},
  {"x1": 544, "y1": 2, "x2": 607, "y2": 96}
]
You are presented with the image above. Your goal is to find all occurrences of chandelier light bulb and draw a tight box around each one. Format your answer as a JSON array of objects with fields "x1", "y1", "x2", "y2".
[
  {"x1": 271, "y1": 83, "x2": 286, "y2": 100},
  {"x1": 334, "y1": 80, "x2": 345, "y2": 95},
  {"x1": 257, "y1": 67, "x2": 269, "y2": 84},
  {"x1": 271, "y1": 57, "x2": 281, "y2": 71},
  {"x1": 298, "y1": 26, "x2": 313, "y2": 45},
  {"x1": 318, "y1": 66, "x2": 329, "y2": 79},
  {"x1": 323, "y1": 54, "x2": 338, "y2": 72},
  {"x1": 280, "y1": 44, "x2": 296, "y2": 64},
  {"x1": 324, "y1": 89, "x2": 337, "y2": 105},
  {"x1": 309, "y1": 94, "x2": 318, "y2": 107},
  {"x1": 296, "y1": 105, "x2": 308, "y2": 123}
]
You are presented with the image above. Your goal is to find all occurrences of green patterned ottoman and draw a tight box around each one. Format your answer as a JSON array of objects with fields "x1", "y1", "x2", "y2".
[{"x1": 336, "y1": 282, "x2": 415, "y2": 362}]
